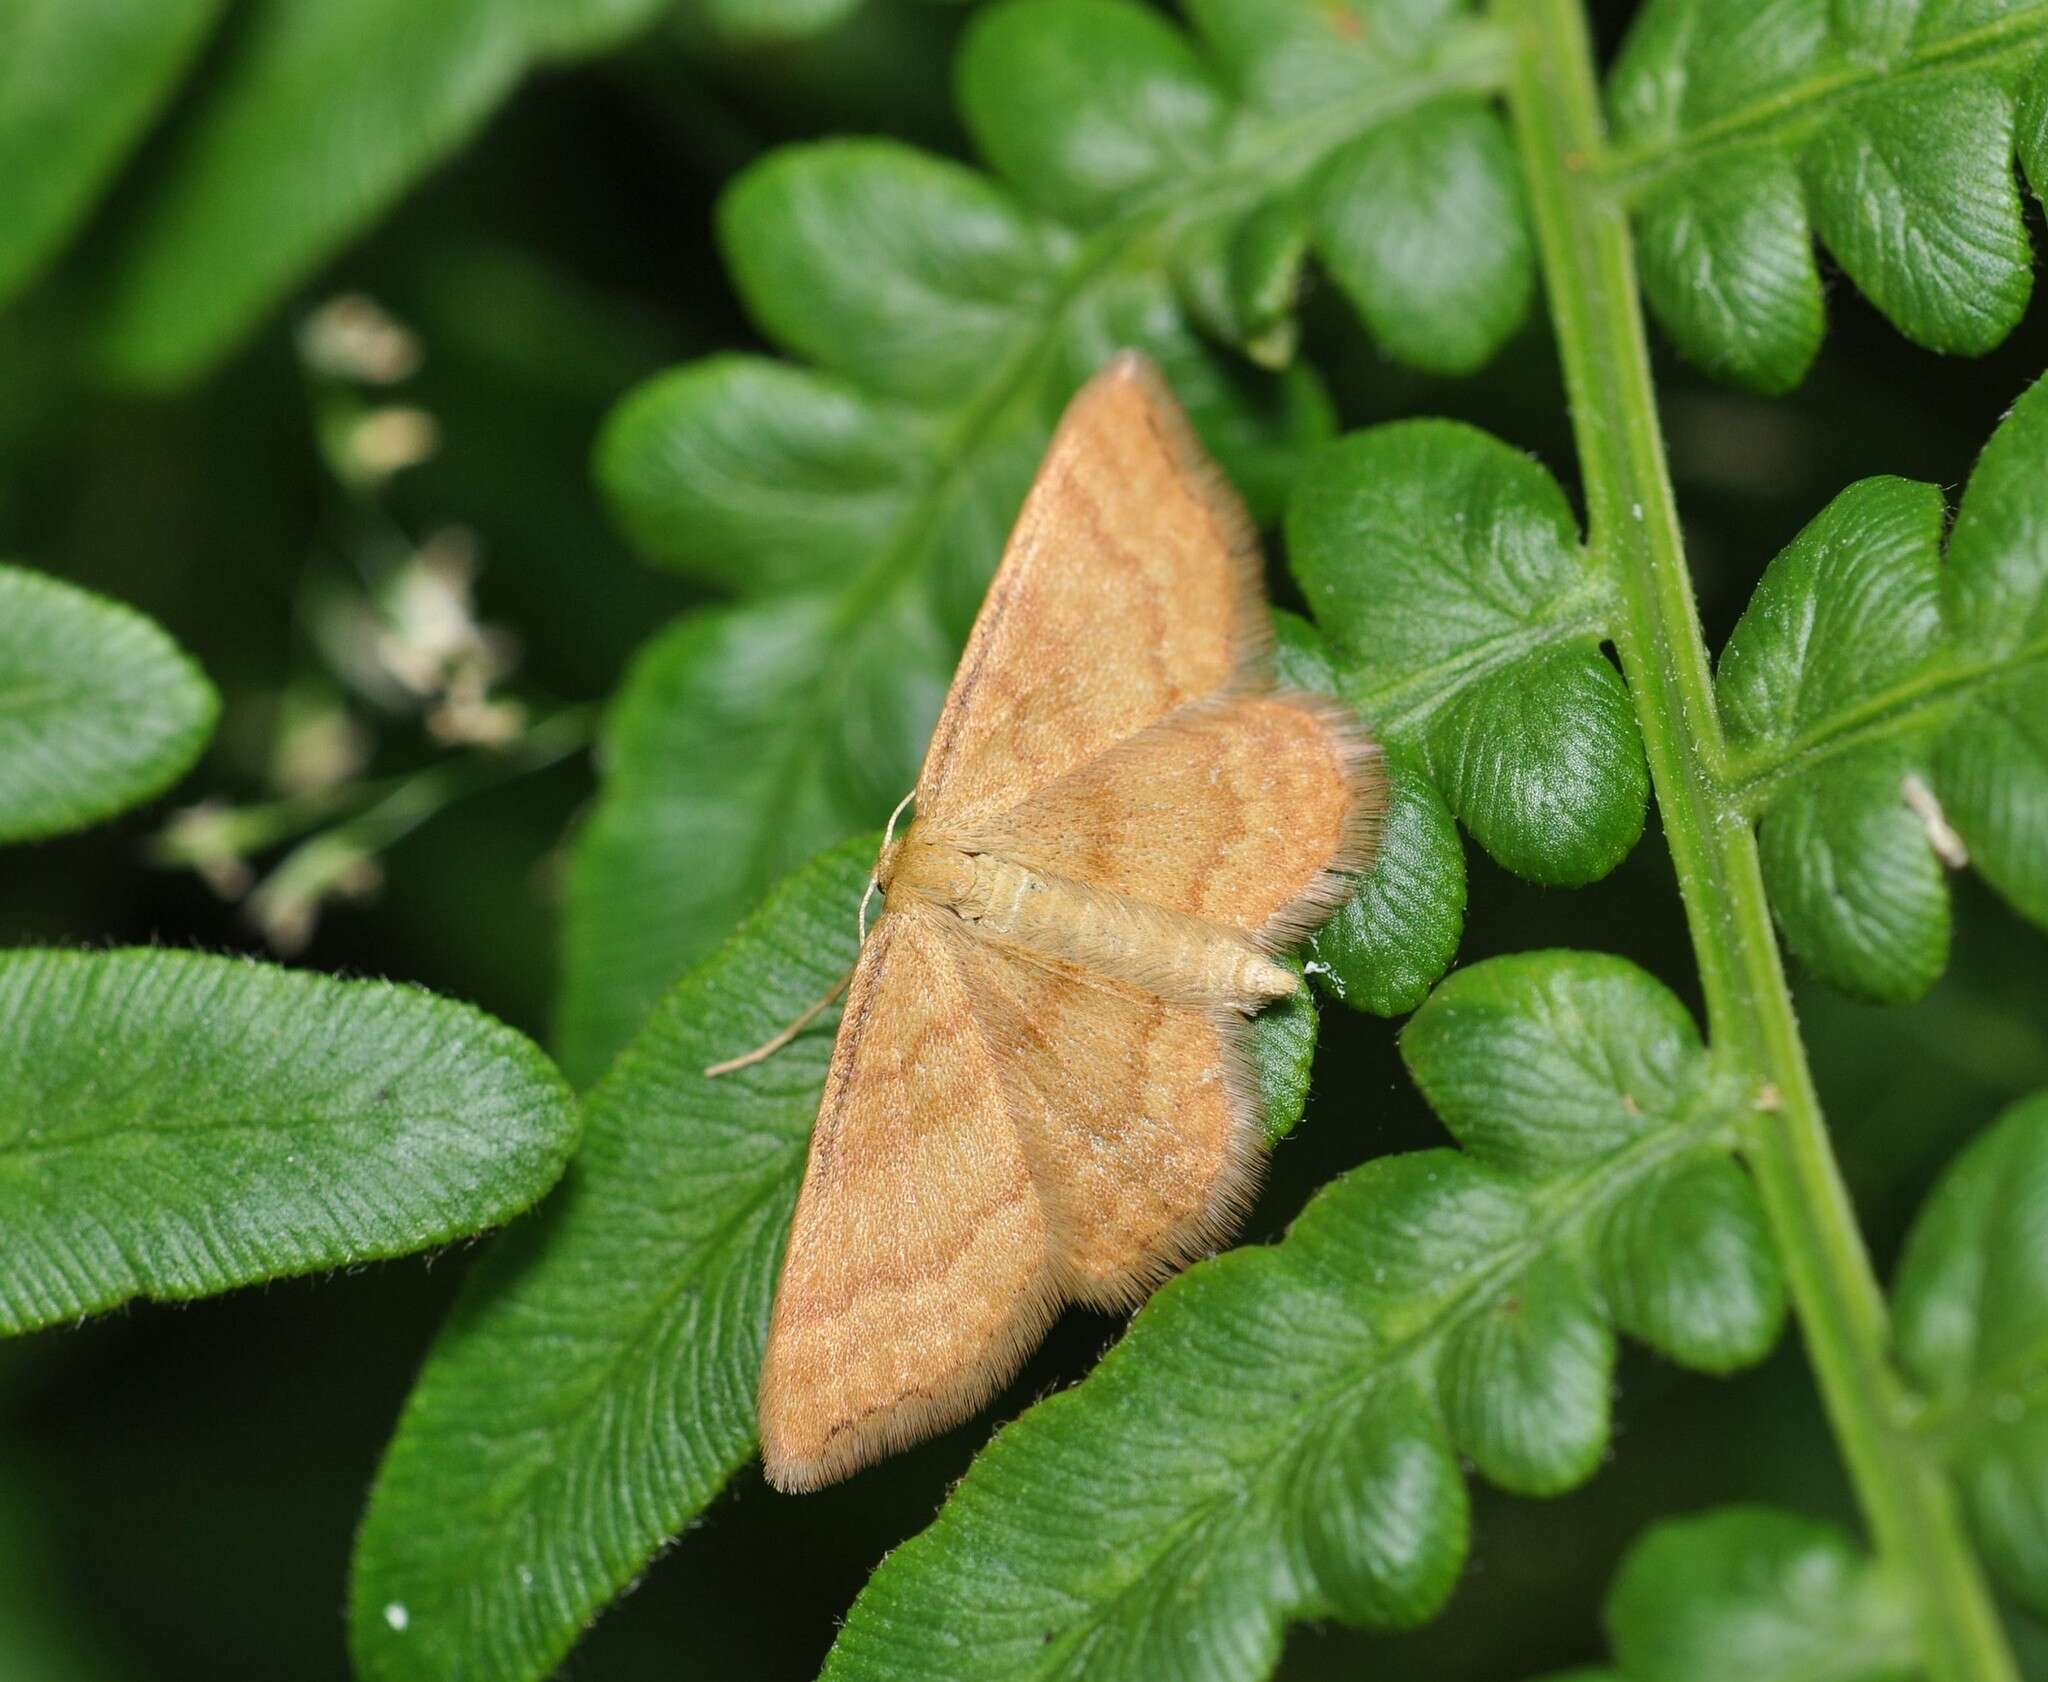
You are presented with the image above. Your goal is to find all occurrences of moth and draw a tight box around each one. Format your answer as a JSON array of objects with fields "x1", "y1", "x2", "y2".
[{"x1": 756, "y1": 352, "x2": 1382, "y2": 1492}]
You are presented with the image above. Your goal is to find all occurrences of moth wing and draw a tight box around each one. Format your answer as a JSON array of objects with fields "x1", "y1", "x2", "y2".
[
  {"x1": 758, "y1": 902, "x2": 1056, "y2": 1493},
  {"x1": 954, "y1": 937, "x2": 1263, "y2": 1306},
  {"x1": 967, "y1": 691, "x2": 1379, "y2": 949},
  {"x1": 914, "y1": 353, "x2": 1271, "y2": 833}
]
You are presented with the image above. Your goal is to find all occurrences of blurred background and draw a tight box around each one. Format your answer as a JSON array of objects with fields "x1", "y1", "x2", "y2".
[{"x1": 2, "y1": 2, "x2": 2045, "y2": 1678}]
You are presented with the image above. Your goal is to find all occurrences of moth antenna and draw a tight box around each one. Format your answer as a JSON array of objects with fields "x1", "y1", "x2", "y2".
[
  {"x1": 703, "y1": 965, "x2": 855, "y2": 1079},
  {"x1": 708, "y1": 786, "x2": 919, "y2": 1078},
  {"x1": 881, "y1": 787, "x2": 917, "y2": 847},
  {"x1": 708, "y1": 788, "x2": 918, "y2": 1079},
  {"x1": 861, "y1": 788, "x2": 918, "y2": 944}
]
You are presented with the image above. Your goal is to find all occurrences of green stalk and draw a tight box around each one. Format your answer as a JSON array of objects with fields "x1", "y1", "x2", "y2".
[{"x1": 1498, "y1": 2, "x2": 2018, "y2": 1677}]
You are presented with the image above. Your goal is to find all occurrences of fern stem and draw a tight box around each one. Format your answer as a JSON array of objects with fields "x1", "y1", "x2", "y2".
[{"x1": 1497, "y1": 3, "x2": 2020, "y2": 1678}]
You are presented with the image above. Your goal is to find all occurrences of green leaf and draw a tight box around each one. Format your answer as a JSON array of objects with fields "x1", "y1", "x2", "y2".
[
  {"x1": 1604, "y1": 1508, "x2": 1915, "y2": 1682},
  {"x1": 1716, "y1": 478, "x2": 1948, "y2": 1001},
  {"x1": 719, "y1": 139, "x2": 1066, "y2": 405},
  {"x1": 1273, "y1": 612, "x2": 1466, "y2": 1016},
  {"x1": 1289, "y1": 420, "x2": 1648, "y2": 887},
  {"x1": 1250, "y1": 965, "x2": 1318, "y2": 1145},
  {"x1": 2021, "y1": 48, "x2": 2048, "y2": 193},
  {"x1": 1894, "y1": 1090, "x2": 2048, "y2": 1619},
  {"x1": 1268, "y1": 604, "x2": 1345, "y2": 695},
  {"x1": 1933, "y1": 675, "x2": 2048, "y2": 927},
  {"x1": 1608, "y1": 0, "x2": 2048, "y2": 388},
  {"x1": 1401, "y1": 951, "x2": 1716, "y2": 1175},
  {"x1": 570, "y1": 0, "x2": 1525, "y2": 1073},
  {"x1": 0, "y1": 949, "x2": 575, "y2": 1335},
  {"x1": 1309, "y1": 748, "x2": 1466, "y2": 1016},
  {"x1": 1309, "y1": 95, "x2": 1534, "y2": 375},
  {"x1": 1437, "y1": 1247, "x2": 1613, "y2": 1495},
  {"x1": 821, "y1": 952, "x2": 1778, "y2": 1681},
  {"x1": 1402, "y1": 954, "x2": 1781, "y2": 1384},
  {"x1": 1187, "y1": 0, "x2": 1491, "y2": 119},
  {"x1": 1719, "y1": 373, "x2": 2048, "y2": 1001},
  {"x1": 594, "y1": 356, "x2": 931, "y2": 595},
  {"x1": 93, "y1": 0, "x2": 670, "y2": 388},
  {"x1": 0, "y1": 563, "x2": 217, "y2": 843},
  {"x1": 1225, "y1": 194, "x2": 1312, "y2": 367},
  {"x1": 1752, "y1": 747, "x2": 1951, "y2": 1005},
  {"x1": 956, "y1": 0, "x2": 1528, "y2": 372},
  {"x1": 1597, "y1": 1156, "x2": 1785, "y2": 1374},
  {"x1": 1716, "y1": 480, "x2": 1947, "y2": 750},
  {"x1": 558, "y1": 598, "x2": 938, "y2": 1083},
  {"x1": 960, "y1": 0, "x2": 1228, "y2": 226},
  {"x1": 1944, "y1": 367, "x2": 2048, "y2": 663},
  {"x1": 1801, "y1": 74, "x2": 2031, "y2": 357},
  {"x1": 1170, "y1": 197, "x2": 1314, "y2": 368},
  {"x1": 517, "y1": 0, "x2": 676, "y2": 54},
  {"x1": 1933, "y1": 360, "x2": 2048, "y2": 928},
  {"x1": 0, "y1": 0, "x2": 226, "y2": 309},
  {"x1": 359, "y1": 834, "x2": 1321, "y2": 1682},
  {"x1": 690, "y1": 0, "x2": 864, "y2": 46},
  {"x1": 1631, "y1": 156, "x2": 1822, "y2": 395},
  {"x1": 354, "y1": 840, "x2": 864, "y2": 1682}
]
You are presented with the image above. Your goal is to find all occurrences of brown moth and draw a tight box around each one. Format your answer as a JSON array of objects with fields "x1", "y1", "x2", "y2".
[{"x1": 757, "y1": 350, "x2": 1383, "y2": 1492}]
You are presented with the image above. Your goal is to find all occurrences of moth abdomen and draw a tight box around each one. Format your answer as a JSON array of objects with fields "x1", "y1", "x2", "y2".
[{"x1": 894, "y1": 839, "x2": 1292, "y2": 1008}]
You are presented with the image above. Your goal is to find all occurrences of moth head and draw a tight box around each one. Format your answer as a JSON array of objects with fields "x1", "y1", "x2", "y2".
[
  {"x1": 872, "y1": 787, "x2": 918, "y2": 895},
  {"x1": 874, "y1": 834, "x2": 905, "y2": 891}
]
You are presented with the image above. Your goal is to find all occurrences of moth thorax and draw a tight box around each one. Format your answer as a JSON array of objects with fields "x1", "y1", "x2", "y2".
[{"x1": 889, "y1": 837, "x2": 978, "y2": 905}]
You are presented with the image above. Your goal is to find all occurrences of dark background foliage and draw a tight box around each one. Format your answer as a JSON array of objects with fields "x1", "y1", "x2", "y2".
[{"x1": 3, "y1": 3, "x2": 2046, "y2": 1678}]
